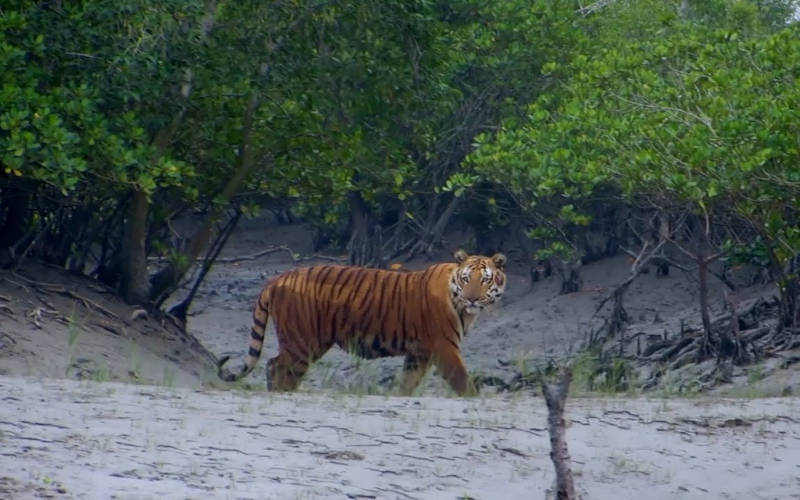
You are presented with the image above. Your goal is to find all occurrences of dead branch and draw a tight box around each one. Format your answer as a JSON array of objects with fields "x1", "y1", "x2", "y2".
[
  {"x1": 742, "y1": 326, "x2": 771, "y2": 343},
  {"x1": 642, "y1": 335, "x2": 695, "y2": 362},
  {"x1": 494, "y1": 444, "x2": 529, "y2": 457},
  {"x1": 202, "y1": 245, "x2": 345, "y2": 264},
  {"x1": 668, "y1": 342, "x2": 701, "y2": 370},
  {"x1": 591, "y1": 233, "x2": 669, "y2": 341},
  {"x1": 542, "y1": 368, "x2": 578, "y2": 500}
]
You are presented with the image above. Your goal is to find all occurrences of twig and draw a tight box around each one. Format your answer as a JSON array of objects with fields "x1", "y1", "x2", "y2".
[
  {"x1": 494, "y1": 444, "x2": 529, "y2": 457},
  {"x1": 65, "y1": 51, "x2": 100, "y2": 59},
  {"x1": 26, "y1": 308, "x2": 43, "y2": 328}
]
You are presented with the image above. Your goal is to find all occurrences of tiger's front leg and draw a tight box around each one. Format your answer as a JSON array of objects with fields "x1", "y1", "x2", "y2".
[
  {"x1": 434, "y1": 348, "x2": 478, "y2": 397},
  {"x1": 396, "y1": 353, "x2": 432, "y2": 396}
]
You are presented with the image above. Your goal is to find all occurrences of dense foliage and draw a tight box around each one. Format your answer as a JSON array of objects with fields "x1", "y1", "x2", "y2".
[{"x1": 1, "y1": 0, "x2": 798, "y2": 339}]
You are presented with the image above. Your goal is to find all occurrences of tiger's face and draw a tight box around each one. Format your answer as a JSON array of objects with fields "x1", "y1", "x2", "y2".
[{"x1": 449, "y1": 250, "x2": 507, "y2": 314}]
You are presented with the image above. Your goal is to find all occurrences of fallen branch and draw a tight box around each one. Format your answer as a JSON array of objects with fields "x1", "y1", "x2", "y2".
[
  {"x1": 208, "y1": 245, "x2": 345, "y2": 264},
  {"x1": 742, "y1": 326, "x2": 772, "y2": 343},
  {"x1": 149, "y1": 245, "x2": 346, "y2": 265}
]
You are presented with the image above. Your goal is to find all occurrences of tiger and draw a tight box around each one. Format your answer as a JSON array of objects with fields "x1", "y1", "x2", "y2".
[{"x1": 217, "y1": 249, "x2": 507, "y2": 396}]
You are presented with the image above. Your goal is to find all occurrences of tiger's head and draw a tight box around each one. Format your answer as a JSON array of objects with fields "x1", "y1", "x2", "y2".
[{"x1": 449, "y1": 249, "x2": 507, "y2": 314}]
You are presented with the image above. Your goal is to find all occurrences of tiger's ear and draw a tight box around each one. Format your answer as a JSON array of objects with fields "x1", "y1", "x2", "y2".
[
  {"x1": 491, "y1": 253, "x2": 507, "y2": 270},
  {"x1": 454, "y1": 249, "x2": 469, "y2": 263}
]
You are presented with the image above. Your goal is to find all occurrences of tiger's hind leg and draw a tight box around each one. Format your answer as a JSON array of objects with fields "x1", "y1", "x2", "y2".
[
  {"x1": 266, "y1": 352, "x2": 310, "y2": 391},
  {"x1": 396, "y1": 353, "x2": 431, "y2": 396},
  {"x1": 266, "y1": 336, "x2": 333, "y2": 391}
]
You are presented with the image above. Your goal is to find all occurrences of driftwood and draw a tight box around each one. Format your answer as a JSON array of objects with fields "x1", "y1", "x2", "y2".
[{"x1": 542, "y1": 369, "x2": 578, "y2": 500}]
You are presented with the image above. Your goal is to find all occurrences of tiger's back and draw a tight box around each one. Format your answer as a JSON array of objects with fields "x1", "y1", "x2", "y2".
[{"x1": 218, "y1": 251, "x2": 507, "y2": 395}]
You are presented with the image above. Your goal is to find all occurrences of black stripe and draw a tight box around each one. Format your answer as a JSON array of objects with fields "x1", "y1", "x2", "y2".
[
  {"x1": 376, "y1": 273, "x2": 398, "y2": 335},
  {"x1": 253, "y1": 318, "x2": 266, "y2": 329},
  {"x1": 248, "y1": 346, "x2": 261, "y2": 357},
  {"x1": 316, "y1": 266, "x2": 335, "y2": 287},
  {"x1": 386, "y1": 273, "x2": 403, "y2": 341},
  {"x1": 251, "y1": 329, "x2": 265, "y2": 341},
  {"x1": 316, "y1": 267, "x2": 332, "y2": 341},
  {"x1": 357, "y1": 270, "x2": 385, "y2": 334},
  {"x1": 446, "y1": 314, "x2": 461, "y2": 338},
  {"x1": 372, "y1": 273, "x2": 392, "y2": 332},
  {"x1": 324, "y1": 267, "x2": 343, "y2": 309},
  {"x1": 342, "y1": 270, "x2": 370, "y2": 318},
  {"x1": 325, "y1": 267, "x2": 346, "y2": 340},
  {"x1": 328, "y1": 266, "x2": 347, "y2": 297},
  {"x1": 399, "y1": 273, "x2": 411, "y2": 338}
]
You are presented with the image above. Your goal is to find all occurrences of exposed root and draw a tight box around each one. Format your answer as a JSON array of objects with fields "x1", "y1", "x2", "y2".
[{"x1": 0, "y1": 304, "x2": 13, "y2": 317}]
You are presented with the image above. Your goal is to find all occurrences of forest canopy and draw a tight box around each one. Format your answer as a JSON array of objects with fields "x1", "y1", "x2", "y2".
[{"x1": 1, "y1": 0, "x2": 798, "y2": 337}]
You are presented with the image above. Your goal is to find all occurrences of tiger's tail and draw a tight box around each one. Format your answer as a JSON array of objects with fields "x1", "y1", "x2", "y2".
[{"x1": 217, "y1": 287, "x2": 270, "y2": 382}]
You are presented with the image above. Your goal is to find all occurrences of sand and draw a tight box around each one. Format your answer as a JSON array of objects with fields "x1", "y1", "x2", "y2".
[{"x1": 3, "y1": 376, "x2": 799, "y2": 499}]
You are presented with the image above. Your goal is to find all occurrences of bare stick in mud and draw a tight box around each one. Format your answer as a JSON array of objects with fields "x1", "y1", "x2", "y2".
[{"x1": 542, "y1": 368, "x2": 578, "y2": 500}]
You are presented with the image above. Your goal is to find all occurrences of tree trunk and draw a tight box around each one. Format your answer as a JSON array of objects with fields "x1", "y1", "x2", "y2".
[
  {"x1": 122, "y1": 0, "x2": 217, "y2": 307},
  {"x1": 514, "y1": 222, "x2": 540, "y2": 285},
  {"x1": 405, "y1": 194, "x2": 460, "y2": 260},
  {"x1": 776, "y1": 256, "x2": 799, "y2": 331},
  {"x1": 558, "y1": 258, "x2": 583, "y2": 295},
  {"x1": 697, "y1": 251, "x2": 713, "y2": 356},
  {"x1": 119, "y1": 189, "x2": 151, "y2": 305},
  {"x1": 346, "y1": 190, "x2": 383, "y2": 267},
  {"x1": 149, "y1": 76, "x2": 264, "y2": 306},
  {"x1": 542, "y1": 369, "x2": 578, "y2": 500},
  {"x1": 169, "y1": 209, "x2": 241, "y2": 324},
  {"x1": 0, "y1": 181, "x2": 33, "y2": 267}
]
